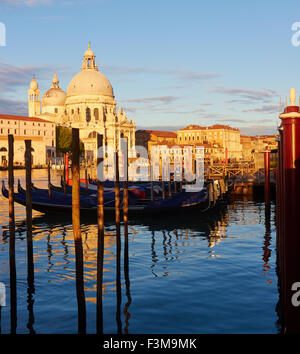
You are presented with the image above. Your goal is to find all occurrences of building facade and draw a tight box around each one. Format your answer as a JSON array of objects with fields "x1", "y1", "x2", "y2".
[
  {"x1": 135, "y1": 130, "x2": 178, "y2": 155},
  {"x1": 28, "y1": 43, "x2": 136, "y2": 159},
  {"x1": 177, "y1": 124, "x2": 242, "y2": 161},
  {"x1": 0, "y1": 114, "x2": 56, "y2": 166}
]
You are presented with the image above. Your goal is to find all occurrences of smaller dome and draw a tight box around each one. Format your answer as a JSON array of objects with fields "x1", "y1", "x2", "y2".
[
  {"x1": 42, "y1": 87, "x2": 66, "y2": 107},
  {"x1": 30, "y1": 76, "x2": 38, "y2": 90},
  {"x1": 42, "y1": 73, "x2": 66, "y2": 107}
]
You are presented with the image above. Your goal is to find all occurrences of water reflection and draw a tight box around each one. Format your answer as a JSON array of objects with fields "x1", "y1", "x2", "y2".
[
  {"x1": 123, "y1": 222, "x2": 131, "y2": 334},
  {"x1": 115, "y1": 221, "x2": 122, "y2": 334},
  {"x1": 74, "y1": 238, "x2": 86, "y2": 334},
  {"x1": 262, "y1": 204, "x2": 272, "y2": 283},
  {"x1": 0, "y1": 170, "x2": 279, "y2": 334}
]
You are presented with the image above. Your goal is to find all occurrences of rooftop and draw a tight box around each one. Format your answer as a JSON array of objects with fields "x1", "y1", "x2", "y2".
[
  {"x1": 136, "y1": 130, "x2": 177, "y2": 138},
  {"x1": 0, "y1": 114, "x2": 52, "y2": 124}
]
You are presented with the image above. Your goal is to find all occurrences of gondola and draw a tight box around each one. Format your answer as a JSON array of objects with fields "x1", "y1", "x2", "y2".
[{"x1": 2, "y1": 180, "x2": 210, "y2": 216}]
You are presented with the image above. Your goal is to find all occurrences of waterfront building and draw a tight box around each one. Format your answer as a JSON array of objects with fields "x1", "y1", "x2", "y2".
[
  {"x1": 177, "y1": 124, "x2": 242, "y2": 161},
  {"x1": 135, "y1": 130, "x2": 177, "y2": 156},
  {"x1": 0, "y1": 114, "x2": 56, "y2": 167},
  {"x1": 28, "y1": 43, "x2": 136, "y2": 160}
]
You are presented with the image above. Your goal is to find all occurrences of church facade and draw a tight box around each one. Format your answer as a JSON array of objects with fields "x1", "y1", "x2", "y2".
[{"x1": 28, "y1": 43, "x2": 136, "y2": 160}]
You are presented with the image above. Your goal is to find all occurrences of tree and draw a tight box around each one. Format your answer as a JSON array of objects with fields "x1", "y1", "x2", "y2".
[{"x1": 56, "y1": 126, "x2": 84, "y2": 155}]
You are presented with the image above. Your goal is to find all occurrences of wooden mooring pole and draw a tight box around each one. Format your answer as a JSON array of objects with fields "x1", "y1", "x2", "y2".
[
  {"x1": 25, "y1": 140, "x2": 34, "y2": 281},
  {"x1": 264, "y1": 147, "x2": 270, "y2": 205},
  {"x1": 8, "y1": 134, "x2": 17, "y2": 333},
  {"x1": 71, "y1": 128, "x2": 86, "y2": 334},
  {"x1": 277, "y1": 88, "x2": 300, "y2": 333},
  {"x1": 66, "y1": 152, "x2": 69, "y2": 185},
  {"x1": 114, "y1": 149, "x2": 122, "y2": 333},
  {"x1": 47, "y1": 151, "x2": 51, "y2": 199},
  {"x1": 25, "y1": 140, "x2": 35, "y2": 333},
  {"x1": 121, "y1": 138, "x2": 129, "y2": 224},
  {"x1": 63, "y1": 153, "x2": 67, "y2": 195}
]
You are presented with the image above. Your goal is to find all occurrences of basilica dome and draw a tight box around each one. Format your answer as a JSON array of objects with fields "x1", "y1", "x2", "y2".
[
  {"x1": 66, "y1": 42, "x2": 114, "y2": 99},
  {"x1": 67, "y1": 69, "x2": 114, "y2": 98},
  {"x1": 42, "y1": 73, "x2": 66, "y2": 107}
]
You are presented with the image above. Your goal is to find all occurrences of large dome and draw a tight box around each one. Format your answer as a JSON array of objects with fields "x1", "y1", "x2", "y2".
[
  {"x1": 67, "y1": 69, "x2": 114, "y2": 98},
  {"x1": 42, "y1": 87, "x2": 66, "y2": 106}
]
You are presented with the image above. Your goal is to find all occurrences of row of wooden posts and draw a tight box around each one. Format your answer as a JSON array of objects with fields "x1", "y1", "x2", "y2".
[{"x1": 6, "y1": 129, "x2": 130, "y2": 334}]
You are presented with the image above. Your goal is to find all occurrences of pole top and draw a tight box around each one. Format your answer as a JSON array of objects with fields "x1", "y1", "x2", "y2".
[{"x1": 290, "y1": 88, "x2": 296, "y2": 106}]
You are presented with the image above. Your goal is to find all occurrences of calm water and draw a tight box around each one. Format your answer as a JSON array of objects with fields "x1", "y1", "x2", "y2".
[{"x1": 0, "y1": 169, "x2": 280, "y2": 334}]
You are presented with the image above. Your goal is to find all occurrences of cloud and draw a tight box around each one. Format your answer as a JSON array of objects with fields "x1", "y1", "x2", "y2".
[
  {"x1": 1, "y1": 0, "x2": 89, "y2": 6},
  {"x1": 0, "y1": 97, "x2": 27, "y2": 115},
  {"x1": 119, "y1": 96, "x2": 180, "y2": 104},
  {"x1": 1, "y1": 0, "x2": 53, "y2": 6},
  {"x1": 239, "y1": 125, "x2": 278, "y2": 136},
  {"x1": 136, "y1": 125, "x2": 184, "y2": 132},
  {"x1": 242, "y1": 105, "x2": 279, "y2": 113},
  {"x1": 103, "y1": 65, "x2": 220, "y2": 83},
  {"x1": 211, "y1": 86, "x2": 279, "y2": 102}
]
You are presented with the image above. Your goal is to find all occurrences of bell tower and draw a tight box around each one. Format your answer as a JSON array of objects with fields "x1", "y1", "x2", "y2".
[{"x1": 28, "y1": 75, "x2": 41, "y2": 116}]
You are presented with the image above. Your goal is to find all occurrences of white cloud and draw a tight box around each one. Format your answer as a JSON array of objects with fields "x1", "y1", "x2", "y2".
[{"x1": 1, "y1": 0, "x2": 53, "y2": 6}]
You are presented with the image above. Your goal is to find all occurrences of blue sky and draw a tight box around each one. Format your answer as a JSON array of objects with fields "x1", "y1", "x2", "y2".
[{"x1": 0, "y1": 0, "x2": 300, "y2": 135}]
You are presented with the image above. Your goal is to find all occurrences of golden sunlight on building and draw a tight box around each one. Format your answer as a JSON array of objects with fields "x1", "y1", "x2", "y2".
[
  {"x1": 28, "y1": 43, "x2": 136, "y2": 160},
  {"x1": 0, "y1": 114, "x2": 56, "y2": 167}
]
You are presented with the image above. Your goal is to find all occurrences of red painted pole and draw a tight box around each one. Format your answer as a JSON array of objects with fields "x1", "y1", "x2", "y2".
[
  {"x1": 66, "y1": 152, "x2": 69, "y2": 184},
  {"x1": 278, "y1": 89, "x2": 300, "y2": 333},
  {"x1": 264, "y1": 146, "x2": 270, "y2": 205}
]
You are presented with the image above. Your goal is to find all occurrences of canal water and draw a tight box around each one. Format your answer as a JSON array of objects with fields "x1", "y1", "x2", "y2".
[{"x1": 0, "y1": 170, "x2": 279, "y2": 334}]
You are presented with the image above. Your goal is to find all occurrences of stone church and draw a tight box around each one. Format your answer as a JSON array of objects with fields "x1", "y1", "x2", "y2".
[{"x1": 27, "y1": 43, "x2": 136, "y2": 160}]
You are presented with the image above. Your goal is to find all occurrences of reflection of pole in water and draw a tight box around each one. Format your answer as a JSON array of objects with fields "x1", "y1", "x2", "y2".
[
  {"x1": 123, "y1": 222, "x2": 132, "y2": 334},
  {"x1": 151, "y1": 231, "x2": 158, "y2": 277},
  {"x1": 262, "y1": 203, "x2": 272, "y2": 282},
  {"x1": 47, "y1": 231, "x2": 54, "y2": 272}
]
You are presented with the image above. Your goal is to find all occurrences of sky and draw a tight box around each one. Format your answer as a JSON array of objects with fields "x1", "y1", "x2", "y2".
[{"x1": 1, "y1": 0, "x2": 300, "y2": 135}]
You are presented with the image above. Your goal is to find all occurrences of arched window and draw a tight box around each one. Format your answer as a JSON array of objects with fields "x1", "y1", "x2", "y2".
[
  {"x1": 86, "y1": 107, "x2": 91, "y2": 123},
  {"x1": 94, "y1": 108, "x2": 99, "y2": 120},
  {"x1": 88, "y1": 131, "x2": 97, "y2": 138}
]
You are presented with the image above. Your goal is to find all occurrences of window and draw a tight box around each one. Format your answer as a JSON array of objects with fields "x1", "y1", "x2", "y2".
[
  {"x1": 71, "y1": 109, "x2": 74, "y2": 115},
  {"x1": 38, "y1": 131, "x2": 40, "y2": 136},
  {"x1": 54, "y1": 108, "x2": 58, "y2": 113},
  {"x1": 15, "y1": 122, "x2": 17, "y2": 125},
  {"x1": 0, "y1": 129, "x2": 2, "y2": 133},
  {"x1": 8, "y1": 121, "x2": 10, "y2": 124},
  {"x1": 86, "y1": 107, "x2": 91, "y2": 122},
  {"x1": 24, "y1": 130, "x2": 26, "y2": 135},
  {"x1": 94, "y1": 108, "x2": 99, "y2": 120},
  {"x1": 24, "y1": 122, "x2": 26, "y2": 125},
  {"x1": 8, "y1": 129, "x2": 10, "y2": 133},
  {"x1": 14, "y1": 129, "x2": 17, "y2": 134}
]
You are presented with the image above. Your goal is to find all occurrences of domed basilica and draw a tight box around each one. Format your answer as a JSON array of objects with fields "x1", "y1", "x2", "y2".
[{"x1": 27, "y1": 43, "x2": 136, "y2": 158}]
